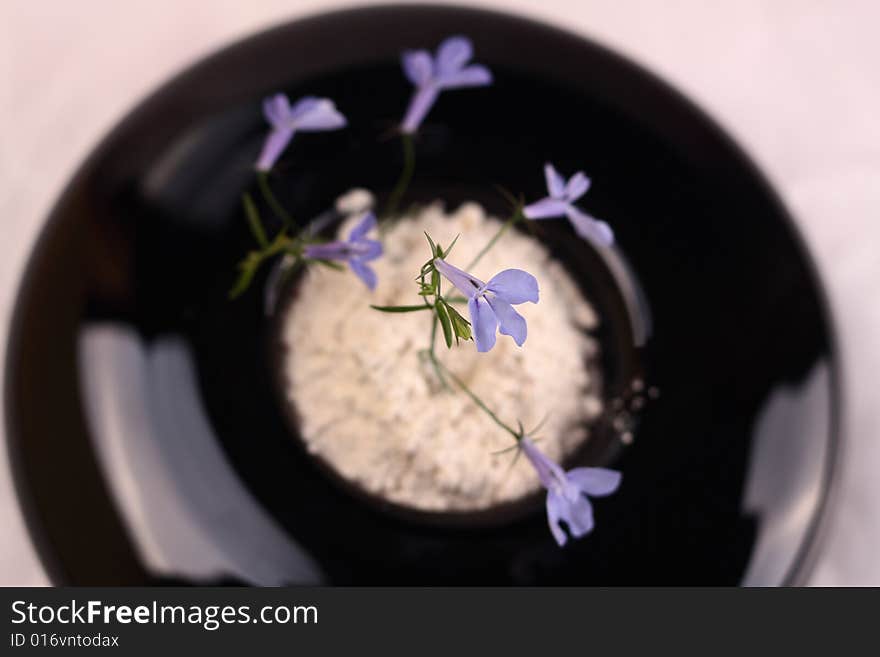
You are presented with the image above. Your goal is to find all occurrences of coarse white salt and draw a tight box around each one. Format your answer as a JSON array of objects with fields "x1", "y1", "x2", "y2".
[{"x1": 279, "y1": 201, "x2": 602, "y2": 512}]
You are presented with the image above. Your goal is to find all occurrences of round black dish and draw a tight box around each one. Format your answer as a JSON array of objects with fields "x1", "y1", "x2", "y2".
[{"x1": 5, "y1": 5, "x2": 841, "y2": 585}]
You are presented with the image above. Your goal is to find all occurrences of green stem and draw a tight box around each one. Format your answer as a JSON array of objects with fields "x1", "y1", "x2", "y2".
[
  {"x1": 370, "y1": 304, "x2": 434, "y2": 313},
  {"x1": 266, "y1": 232, "x2": 295, "y2": 257},
  {"x1": 383, "y1": 134, "x2": 415, "y2": 221},
  {"x1": 434, "y1": 360, "x2": 519, "y2": 440},
  {"x1": 427, "y1": 315, "x2": 450, "y2": 391},
  {"x1": 257, "y1": 171, "x2": 296, "y2": 230},
  {"x1": 466, "y1": 208, "x2": 523, "y2": 270}
]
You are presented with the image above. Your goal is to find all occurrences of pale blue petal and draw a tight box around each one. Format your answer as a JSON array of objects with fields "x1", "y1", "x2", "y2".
[
  {"x1": 437, "y1": 65, "x2": 492, "y2": 89},
  {"x1": 566, "y1": 468, "x2": 622, "y2": 497},
  {"x1": 563, "y1": 494, "x2": 595, "y2": 538},
  {"x1": 303, "y1": 242, "x2": 349, "y2": 261},
  {"x1": 348, "y1": 212, "x2": 377, "y2": 241},
  {"x1": 255, "y1": 126, "x2": 294, "y2": 171},
  {"x1": 402, "y1": 50, "x2": 434, "y2": 86},
  {"x1": 564, "y1": 172, "x2": 591, "y2": 201},
  {"x1": 287, "y1": 96, "x2": 321, "y2": 121},
  {"x1": 435, "y1": 35, "x2": 473, "y2": 75},
  {"x1": 520, "y1": 437, "x2": 560, "y2": 489},
  {"x1": 566, "y1": 206, "x2": 615, "y2": 246},
  {"x1": 349, "y1": 259, "x2": 378, "y2": 290},
  {"x1": 293, "y1": 98, "x2": 347, "y2": 132},
  {"x1": 545, "y1": 491, "x2": 569, "y2": 546},
  {"x1": 263, "y1": 94, "x2": 291, "y2": 128},
  {"x1": 485, "y1": 269, "x2": 539, "y2": 304},
  {"x1": 522, "y1": 197, "x2": 569, "y2": 220},
  {"x1": 469, "y1": 297, "x2": 497, "y2": 352},
  {"x1": 487, "y1": 297, "x2": 527, "y2": 346},
  {"x1": 401, "y1": 85, "x2": 439, "y2": 134},
  {"x1": 433, "y1": 258, "x2": 484, "y2": 298},
  {"x1": 355, "y1": 239, "x2": 383, "y2": 261},
  {"x1": 544, "y1": 163, "x2": 566, "y2": 198}
]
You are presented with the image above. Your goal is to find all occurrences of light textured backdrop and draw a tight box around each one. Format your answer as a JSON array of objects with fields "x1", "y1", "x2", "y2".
[{"x1": 1, "y1": 0, "x2": 878, "y2": 585}]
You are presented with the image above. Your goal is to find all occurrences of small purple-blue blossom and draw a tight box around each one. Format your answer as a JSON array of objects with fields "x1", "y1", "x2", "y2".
[
  {"x1": 523, "y1": 163, "x2": 614, "y2": 247},
  {"x1": 400, "y1": 35, "x2": 492, "y2": 134},
  {"x1": 304, "y1": 212, "x2": 382, "y2": 290},
  {"x1": 256, "y1": 94, "x2": 347, "y2": 171},
  {"x1": 433, "y1": 258, "x2": 538, "y2": 353},
  {"x1": 520, "y1": 437, "x2": 621, "y2": 546}
]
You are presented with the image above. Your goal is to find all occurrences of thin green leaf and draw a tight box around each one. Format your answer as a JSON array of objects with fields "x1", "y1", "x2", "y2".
[
  {"x1": 418, "y1": 279, "x2": 437, "y2": 295},
  {"x1": 424, "y1": 232, "x2": 437, "y2": 256},
  {"x1": 264, "y1": 229, "x2": 294, "y2": 257},
  {"x1": 435, "y1": 302, "x2": 454, "y2": 348},
  {"x1": 447, "y1": 303, "x2": 472, "y2": 342},
  {"x1": 441, "y1": 233, "x2": 461, "y2": 258},
  {"x1": 370, "y1": 304, "x2": 434, "y2": 313},
  {"x1": 242, "y1": 193, "x2": 268, "y2": 248},
  {"x1": 229, "y1": 254, "x2": 261, "y2": 299}
]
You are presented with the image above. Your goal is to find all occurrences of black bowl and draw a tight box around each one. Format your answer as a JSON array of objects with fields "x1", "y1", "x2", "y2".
[{"x1": 5, "y1": 5, "x2": 841, "y2": 585}]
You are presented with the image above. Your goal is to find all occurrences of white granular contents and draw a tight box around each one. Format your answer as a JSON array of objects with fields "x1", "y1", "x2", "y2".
[{"x1": 280, "y1": 201, "x2": 602, "y2": 511}]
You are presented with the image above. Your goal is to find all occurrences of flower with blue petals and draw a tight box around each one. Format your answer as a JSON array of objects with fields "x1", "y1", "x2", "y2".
[
  {"x1": 304, "y1": 212, "x2": 382, "y2": 290},
  {"x1": 520, "y1": 437, "x2": 621, "y2": 546},
  {"x1": 523, "y1": 163, "x2": 614, "y2": 247},
  {"x1": 256, "y1": 94, "x2": 347, "y2": 171},
  {"x1": 433, "y1": 258, "x2": 538, "y2": 352},
  {"x1": 400, "y1": 36, "x2": 492, "y2": 134}
]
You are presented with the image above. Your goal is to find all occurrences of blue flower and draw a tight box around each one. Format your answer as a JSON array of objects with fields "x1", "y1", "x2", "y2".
[
  {"x1": 520, "y1": 437, "x2": 621, "y2": 546},
  {"x1": 523, "y1": 163, "x2": 614, "y2": 247},
  {"x1": 400, "y1": 36, "x2": 492, "y2": 134},
  {"x1": 433, "y1": 258, "x2": 538, "y2": 352},
  {"x1": 304, "y1": 212, "x2": 382, "y2": 290},
  {"x1": 256, "y1": 94, "x2": 347, "y2": 171}
]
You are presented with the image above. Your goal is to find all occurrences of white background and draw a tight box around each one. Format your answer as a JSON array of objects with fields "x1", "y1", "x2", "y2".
[{"x1": 1, "y1": 0, "x2": 878, "y2": 585}]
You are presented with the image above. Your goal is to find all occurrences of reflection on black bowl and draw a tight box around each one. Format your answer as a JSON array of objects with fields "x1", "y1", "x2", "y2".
[{"x1": 4, "y1": 5, "x2": 841, "y2": 585}]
